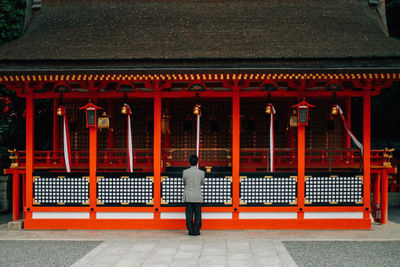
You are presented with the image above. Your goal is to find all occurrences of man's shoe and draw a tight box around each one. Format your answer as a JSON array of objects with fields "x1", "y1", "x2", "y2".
[{"x1": 193, "y1": 232, "x2": 200, "y2": 236}]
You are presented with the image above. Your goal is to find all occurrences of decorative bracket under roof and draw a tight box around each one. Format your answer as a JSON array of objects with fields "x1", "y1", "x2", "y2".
[
  {"x1": 32, "y1": 0, "x2": 42, "y2": 10},
  {"x1": 368, "y1": 0, "x2": 389, "y2": 35},
  {"x1": 368, "y1": 0, "x2": 379, "y2": 6}
]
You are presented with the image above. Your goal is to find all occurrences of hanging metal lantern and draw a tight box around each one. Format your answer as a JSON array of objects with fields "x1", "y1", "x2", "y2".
[
  {"x1": 289, "y1": 109, "x2": 298, "y2": 127},
  {"x1": 331, "y1": 105, "x2": 339, "y2": 116},
  {"x1": 265, "y1": 104, "x2": 272, "y2": 114},
  {"x1": 292, "y1": 99, "x2": 315, "y2": 127},
  {"x1": 265, "y1": 106, "x2": 272, "y2": 114},
  {"x1": 56, "y1": 107, "x2": 63, "y2": 116},
  {"x1": 193, "y1": 104, "x2": 201, "y2": 115},
  {"x1": 79, "y1": 101, "x2": 102, "y2": 128},
  {"x1": 98, "y1": 112, "x2": 110, "y2": 128},
  {"x1": 161, "y1": 112, "x2": 171, "y2": 134},
  {"x1": 121, "y1": 105, "x2": 128, "y2": 115}
]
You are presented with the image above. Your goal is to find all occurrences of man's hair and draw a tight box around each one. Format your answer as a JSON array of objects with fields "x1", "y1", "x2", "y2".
[{"x1": 189, "y1": 154, "x2": 198, "y2": 166}]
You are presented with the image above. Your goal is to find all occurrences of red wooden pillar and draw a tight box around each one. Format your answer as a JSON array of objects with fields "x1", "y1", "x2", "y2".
[
  {"x1": 22, "y1": 173, "x2": 26, "y2": 219},
  {"x1": 12, "y1": 170, "x2": 19, "y2": 221},
  {"x1": 153, "y1": 84, "x2": 162, "y2": 219},
  {"x1": 297, "y1": 125, "x2": 306, "y2": 219},
  {"x1": 53, "y1": 98, "x2": 60, "y2": 151},
  {"x1": 372, "y1": 173, "x2": 381, "y2": 221},
  {"x1": 232, "y1": 86, "x2": 240, "y2": 219},
  {"x1": 363, "y1": 94, "x2": 371, "y2": 219},
  {"x1": 89, "y1": 126, "x2": 97, "y2": 220},
  {"x1": 25, "y1": 92, "x2": 34, "y2": 219},
  {"x1": 380, "y1": 169, "x2": 389, "y2": 224}
]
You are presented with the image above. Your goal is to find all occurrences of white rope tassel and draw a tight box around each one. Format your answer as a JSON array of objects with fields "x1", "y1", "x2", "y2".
[
  {"x1": 61, "y1": 107, "x2": 71, "y2": 173},
  {"x1": 63, "y1": 115, "x2": 71, "y2": 172},
  {"x1": 196, "y1": 112, "x2": 200, "y2": 159},
  {"x1": 336, "y1": 104, "x2": 363, "y2": 155},
  {"x1": 125, "y1": 104, "x2": 133, "y2": 173}
]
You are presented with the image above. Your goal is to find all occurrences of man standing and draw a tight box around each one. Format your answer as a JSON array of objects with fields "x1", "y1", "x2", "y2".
[{"x1": 182, "y1": 155, "x2": 205, "y2": 236}]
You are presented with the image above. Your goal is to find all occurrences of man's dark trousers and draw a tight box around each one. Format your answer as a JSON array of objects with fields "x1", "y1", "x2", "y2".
[{"x1": 185, "y1": 202, "x2": 202, "y2": 235}]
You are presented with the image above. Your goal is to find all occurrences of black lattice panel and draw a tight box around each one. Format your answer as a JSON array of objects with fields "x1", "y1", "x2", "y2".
[
  {"x1": 33, "y1": 174, "x2": 89, "y2": 206},
  {"x1": 305, "y1": 174, "x2": 363, "y2": 205},
  {"x1": 240, "y1": 176, "x2": 297, "y2": 206},
  {"x1": 97, "y1": 175, "x2": 153, "y2": 206},
  {"x1": 202, "y1": 177, "x2": 232, "y2": 205},
  {"x1": 161, "y1": 176, "x2": 232, "y2": 206},
  {"x1": 161, "y1": 176, "x2": 184, "y2": 204}
]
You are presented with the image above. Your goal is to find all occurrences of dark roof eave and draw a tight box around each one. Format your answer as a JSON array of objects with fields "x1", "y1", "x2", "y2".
[{"x1": 1, "y1": 57, "x2": 400, "y2": 74}]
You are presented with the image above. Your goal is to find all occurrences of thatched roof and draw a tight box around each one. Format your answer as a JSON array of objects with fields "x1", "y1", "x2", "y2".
[{"x1": 1, "y1": 0, "x2": 400, "y2": 70}]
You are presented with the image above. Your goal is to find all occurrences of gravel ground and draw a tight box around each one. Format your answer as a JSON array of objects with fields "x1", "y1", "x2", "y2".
[
  {"x1": 283, "y1": 241, "x2": 400, "y2": 267},
  {"x1": 0, "y1": 241, "x2": 102, "y2": 267}
]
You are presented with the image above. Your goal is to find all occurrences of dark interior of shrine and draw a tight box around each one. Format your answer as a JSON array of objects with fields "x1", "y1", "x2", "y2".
[{"x1": 26, "y1": 97, "x2": 357, "y2": 173}]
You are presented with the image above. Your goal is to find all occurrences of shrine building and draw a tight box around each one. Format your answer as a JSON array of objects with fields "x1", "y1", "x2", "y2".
[{"x1": 1, "y1": 0, "x2": 400, "y2": 229}]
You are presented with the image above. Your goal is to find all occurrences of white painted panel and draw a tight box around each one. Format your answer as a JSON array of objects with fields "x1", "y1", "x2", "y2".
[
  {"x1": 304, "y1": 212, "x2": 363, "y2": 219},
  {"x1": 239, "y1": 212, "x2": 297, "y2": 219},
  {"x1": 203, "y1": 212, "x2": 232, "y2": 219},
  {"x1": 160, "y1": 212, "x2": 186, "y2": 219},
  {"x1": 32, "y1": 212, "x2": 90, "y2": 219},
  {"x1": 96, "y1": 212, "x2": 154, "y2": 219}
]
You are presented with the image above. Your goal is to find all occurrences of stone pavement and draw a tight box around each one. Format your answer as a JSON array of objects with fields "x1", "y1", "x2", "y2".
[
  {"x1": 1, "y1": 221, "x2": 400, "y2": 266},
  {"x1": 72, "y1": 238, "x2": 296, "y2": 267}
]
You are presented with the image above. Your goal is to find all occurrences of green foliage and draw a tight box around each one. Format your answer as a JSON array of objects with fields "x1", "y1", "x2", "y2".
[
  {"x1": 372, "y1": 82, "x2": 400, "y2": 140},
  {"x1": 387, "y1": 0, "x2": 400, "y2": 39},
  {"x1": 0, "y1": 85, "x2": 25, "y2": 169},
  {"x1": 0, "y1": 0, "x2": 26, "y2": 46}
]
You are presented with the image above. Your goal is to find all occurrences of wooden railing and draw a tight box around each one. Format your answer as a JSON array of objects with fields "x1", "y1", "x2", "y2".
[
  {"x1": 12, "y1": 149, "x2": 153, "y2": 171},
  {"x1": 9, "y1": 148, "x2": 390, "y2": 172}
]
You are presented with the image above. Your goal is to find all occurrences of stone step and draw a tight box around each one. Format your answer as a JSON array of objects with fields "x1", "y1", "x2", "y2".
[{"x1": 8, "y1": 219, "x2": 23, "y2": 230}]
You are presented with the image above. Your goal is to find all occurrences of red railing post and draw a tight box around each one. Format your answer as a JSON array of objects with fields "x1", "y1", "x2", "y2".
[
  {"x1": 372, "y1": 173, "x2": 381, "y2": 222},
  {"x1": 380, "y1": 169, "x2": 389, "y2": 224},
  {"x1": 22, "y1": 173, "x2": 26, "y2": 219}
]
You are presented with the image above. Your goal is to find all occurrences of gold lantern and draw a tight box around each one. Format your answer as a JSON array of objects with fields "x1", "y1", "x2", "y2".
[
  {"x1": 121, "y1": 105, "x2": 128, "y2": 115},
  {"x1": 98, "y1": 112, "x2": 110, "y2": 128},
  {"x1": 331, "y1": 105, "x2": 339, "y2": 115},
  {"x1": 56, "y1": 107, "x2": 63, "y2": 116},
  {"x1": 193, "y1": 104, "x2": 201, "y2": 115},
  {"x1": 161, "y1": 112, "x2": 171, "y2": 134},
  {"x1": 8, "y1": 149, "x2": 18, "y2": 168},
  {"x1": 289, "y1": 109, "x2": 298, "y2": 127},
  {"x1": 265, "y1": 104, "x2": 272, "y2": 114}
]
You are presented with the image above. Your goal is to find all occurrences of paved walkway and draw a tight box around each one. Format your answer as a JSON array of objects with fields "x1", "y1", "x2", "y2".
[
  {"x1": 1, "y1": 221, "x2": 400, "y2": 266},
  {"x1": 72, "y1": 238, "x2": 295, "y2": 267}
]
